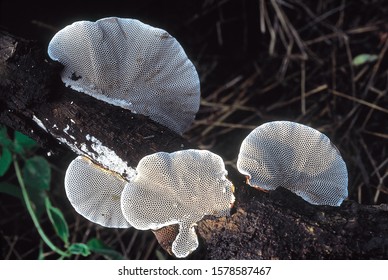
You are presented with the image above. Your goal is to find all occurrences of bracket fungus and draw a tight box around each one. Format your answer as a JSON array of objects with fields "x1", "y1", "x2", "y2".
[
  {"x1": 65, "y1": 156, "x2": 131, "y2": 228},
  {"x1": 64, "y1": 150, "x2": 234, "y2": 258},
  {"x1": 120, "y1": 149, "x2": 235, "y2": 258},
  {"x1": 237, "y1": 121, "x2": 348, "y2": 206},
  {"x1": 48, "y1": 17, "x2": 200, "y2": 134}
]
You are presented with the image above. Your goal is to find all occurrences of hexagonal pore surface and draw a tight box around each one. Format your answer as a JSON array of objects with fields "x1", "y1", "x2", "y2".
[
  {"x1": 121, "y1": 149, "x2": 235, "y2": 258},
  {"x1": 48, "y1": 17, "x2": 200, "y2": 134},
  {"x1": 65, "y1": 156, "x2": 131, "y2": 228},
  {"x1": 237, "y1": 121, "x2": 348, "y2": 206}
]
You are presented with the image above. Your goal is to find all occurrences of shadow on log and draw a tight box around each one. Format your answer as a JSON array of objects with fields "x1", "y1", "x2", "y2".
[{"x1": 1, "y1": 29, "x2": 387, "y2": 259}]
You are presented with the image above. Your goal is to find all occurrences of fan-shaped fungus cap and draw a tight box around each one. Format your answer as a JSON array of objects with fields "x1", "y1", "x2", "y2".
[
  {"x1": 65, "y1": 156, "x2": 131, "y2": 228},
  {"x1": 48, "y1": 17, "x2": 200, "y2": 134},
  {"x1": 237, "y1": 121, "x2": 348, "y2": 206},
  {"x1": 120, "y1": 149, "x2": 235, "y2": 258}
]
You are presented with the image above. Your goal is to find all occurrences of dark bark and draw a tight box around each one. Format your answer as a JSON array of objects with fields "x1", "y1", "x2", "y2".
[
  {"x1": 1, "y1": 30, "x2": 387, "y2": 259},
  {"x1": 197, "y1": 187, "x2": 388, "y2": 259}
]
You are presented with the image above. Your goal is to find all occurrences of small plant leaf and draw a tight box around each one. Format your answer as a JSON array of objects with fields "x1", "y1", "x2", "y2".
[
  {"x1": 0, "y1": 126, "x2": 12, "y2": 148},
  {"x1": 352, "y1": 54, "x2": 378, "y2": 66},
  {"x1": 0, "y1": 147, "x2": 12, "y2": 176},
  {"x1": 87, "y1": 238, "x2": 124, "y2": 260},
  {"x1": 0, "y1": 182, "x2": 22, "y2": 200},
  {"x1": 22, "y1": 156, "x2": 51, "y2": 217},
  {"x1": 13, "y1": 131, "x2": 37, "y2": 155},
  {"x1": 68, "y1": 243, "x2": 91, "y2": 257},
  {"x1": 23, "y1": 156, "x2": 51, "y2": 191},
  {"x1": 45, "y1": 197, "x2": 70, "y2": 246}
]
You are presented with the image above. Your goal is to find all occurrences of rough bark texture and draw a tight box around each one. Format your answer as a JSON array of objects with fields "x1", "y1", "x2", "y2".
[
  {"x1": 197, "y1": 187, "x2": 388, "y2": 259},
  {"x1": 1, "y1": 30, "x2": 387, "y2": 259}
]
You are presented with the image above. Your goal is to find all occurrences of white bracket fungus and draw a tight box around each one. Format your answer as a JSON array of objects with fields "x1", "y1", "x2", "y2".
[
  {"x1": 48, "y1": 17, "x2": 200, "y2": 134},
  {"x1": 64, "y1": 149, "x2": 234, "y2": 258},
  {"x1": 237, "y1": 121, "x2": 348, "y2": 206},
  {"x1": 120, "y1": 149, "x2": 235, "y2": 258},
  {"x1": 65, "y1": 156, "x2": 131, "y2": 228}
]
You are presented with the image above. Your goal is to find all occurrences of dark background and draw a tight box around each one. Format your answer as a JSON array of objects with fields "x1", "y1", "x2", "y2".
[{"x1": 1, "y1": 0, "x2": 387, "y2": 259}]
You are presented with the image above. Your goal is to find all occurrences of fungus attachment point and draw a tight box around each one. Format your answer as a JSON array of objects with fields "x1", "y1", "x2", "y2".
[
  {"x1": 65, "y1": 156, "x2": 131, "y2": 228},
  {"x1": 152, "y1": 224, "x2": 180, "y2": 256},
  {"x1": 48, "y1": 17, "x2": 200, "y2": 134},
  {"x1": 120, "y1": 149, "x2": 235, "y2": 258},
  {"x1": 237, "y1": 121, "x2": 348, "y2": 206}
]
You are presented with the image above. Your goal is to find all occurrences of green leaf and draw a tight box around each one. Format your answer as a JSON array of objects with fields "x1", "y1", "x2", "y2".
[
  {"x1": 23, "y1": 156, "x2": 51, "y2": 191},
  {"x1": 68, "y1": 243, "x2": 91, "y2": 257},
  {"x1": 22, "y1": 156, "x2": 51, "y2": 217},
  {"x1": 0, "y1": 126, "x2": 13, "y2": 148},
  {"x1": 87, "y1": 238, "x2": 124, "y2": 260},
  {"x1": 45, "y1": 197, "x2": 70, "y2": 246},
  {"x1": 352, "y1": 54, "x2": 378, "y2": 66},
  {"x1": 0, "y1": 182, "x2": 22, "y2": 200},
  {"x1": 13, "y1": 131, "x2": 37, "y2": 155},
  {"x1": 0, "y1": 147, "x2": 12, "y2": 176}
]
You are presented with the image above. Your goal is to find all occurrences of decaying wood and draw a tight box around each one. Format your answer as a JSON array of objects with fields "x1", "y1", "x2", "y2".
[
  {"x1": 1, "y1": 30, "x2": 387, "y2": 259},
  {"x1": 198, "y1": 187, "x2": 388, "y2": 259}
]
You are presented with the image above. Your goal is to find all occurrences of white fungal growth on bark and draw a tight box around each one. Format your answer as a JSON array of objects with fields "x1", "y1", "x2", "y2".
[
  {"x1": 62, "y1": 124, "x2": 77, "y2": 140},
  {"x1": 237, "y1": 121, "x2": 348, "y2": 206},
  {"x1": 48, "y1": 17, "x2": 200, "y2": 134},
  {"x1": 63, "y1": 125, "x2": 70, "y2": 134},
  {"x1": 84, "y1": 134, "x2": 136, "y2": 180},
  {"x1": 32, "y1": 115, "x2": 48, "y2": 132},
  {"x1": 120, "y1": 149, "x2": 235, "y2": 258}
]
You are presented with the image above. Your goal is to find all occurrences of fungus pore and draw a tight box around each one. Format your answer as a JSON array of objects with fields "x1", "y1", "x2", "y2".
[
  {"x1": 48, "y1": 17, "x2": 200, "y2": 134},
  {"x1": 237, "y1": 121, "x2": 348, "y2": 206},
  {"x1": 120, "y1": 149, "x2": 235, "y2": 258}
]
